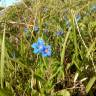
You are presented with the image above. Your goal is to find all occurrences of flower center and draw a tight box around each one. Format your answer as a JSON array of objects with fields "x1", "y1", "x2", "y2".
[{"x1": 45, "y1": 49, "x2": 48, "y2": 53}]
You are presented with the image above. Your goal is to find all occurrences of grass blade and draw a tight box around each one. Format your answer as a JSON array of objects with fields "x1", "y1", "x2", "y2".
[
  {"x1": 61, "y1": 30, "x2": 71, "y2": 76},
  {"x1": 0, "y1": 24, "x2": 6, "y2": 89},
  {"x1": 86, "y1": 76, "x2": 96, "y2": 93},
  {"x1": 86, "y1": 38, "x2": 96, "y2": 58}
]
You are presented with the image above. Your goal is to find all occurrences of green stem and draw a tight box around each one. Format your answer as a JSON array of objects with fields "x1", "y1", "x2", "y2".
[{"x1": 61, "y1": 30, "x2": 71, "y2": 78}]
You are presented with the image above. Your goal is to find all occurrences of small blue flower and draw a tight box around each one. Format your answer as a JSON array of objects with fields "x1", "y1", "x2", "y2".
[
  {"x1": 56, "y1": 30, "x2": 64, "y2": 36},
  {"x1": 90, "y1": 5, "x2": 96, "y2": 12},
  {"x1": 31, "y1": 38, "x2": 45, "y2": 54},
  {"x1": 44, "y1": 29, "x2": 49, "y2": 33},
  {"x1": 33, "y1": 25, "x2": 39, "y2": 32},
  {"x1": 76, "y1": 14, "x2": 81, "y2": 22},
  {"x1": 66, "y1": 20, "x2": 70, "y2": 28},
  {"x1": 24, "y1": 27, "x2": 28, "y2": 33},
  {"x1": 41, "y1": 45, "x2": 51, "y2": 57},
  {"x1": 64, "y1": 16, "x2": 70, "y2": 28}
]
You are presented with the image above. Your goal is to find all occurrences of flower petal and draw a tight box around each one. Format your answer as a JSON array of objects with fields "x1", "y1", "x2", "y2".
[
  {"x1": 33, "y1": 48, "x2": 39, "y2": 54},
  {"x1": 31, "y1": 43, "x2": 37, "y2": 48}
]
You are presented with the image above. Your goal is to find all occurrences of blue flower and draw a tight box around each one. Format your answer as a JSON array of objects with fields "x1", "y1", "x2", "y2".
[
  {"x1": 33, "y1": 25, "x2": 39, "y2": 32},
  {"x1": 41, "y1": 45, "x2": 51, "y2": 57},
  {"x1": 56, "y1": 30, "x2": 64, "y2": 36},
  {"x1": 76, "y1": 14, "x2": 81, "y2": 22},
  {"x1": 31, "y1": 38, "x2": 45, "y2": 54},
  {"x1": 66, "y1": 20, "x2": 70, "y2": 28},
  {"x1": 64, "y1": 16, "x2": 70, "y2": 28},
  {"x1": 24, "y1": 27, "x2": 28, "y2": 33},
  {"x1": 31, "y1": 38, "x2": 51, "y2": 57},
  {"x1": 44, "y1": 29, "x2": 49, "y2": 33},
  {"x1": 90, "y1": 5, "x2": 96, "y2": 12}
]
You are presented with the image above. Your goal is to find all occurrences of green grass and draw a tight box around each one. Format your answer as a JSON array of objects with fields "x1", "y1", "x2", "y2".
[
  {"x1": 0, "y1": 0, "x2": 96, "y2": 95},
  {"x1": 0, "y1": 24, "x2": 6, "y2": 89}
]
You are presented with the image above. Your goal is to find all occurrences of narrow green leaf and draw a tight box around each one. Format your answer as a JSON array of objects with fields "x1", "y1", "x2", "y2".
[
  {"x1": 34, "y1": 74, "x2": 45, "y2": 82},
  {"x1": 0, "y1": 24, "x2": 6, "y2": 89},
  {"x1": 86, "y1": 39, "x2": 96, "y2": 58},
  {"x1": 61, "y1": 30, "x2": 71, "y2": 77},
  {"x1": 86, "y1": 76, "x2": 96, "y2": 93},
  {"x1": 49, "y1": 66, "x2": 62, "y2": 80}
]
